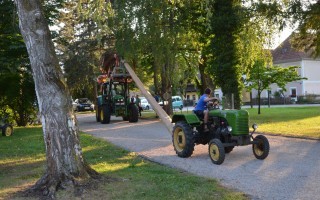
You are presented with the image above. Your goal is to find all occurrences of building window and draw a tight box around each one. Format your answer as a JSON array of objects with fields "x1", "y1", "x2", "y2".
[
  {"x1": 290, "y1": 87, "x2": 297, "y2": 97},
  {"x1": 192, "y1": 95, "x2": 196, "y2": 100},
  {"x1": 187, "y1": 95, "x2": 190, "y2": 100}
]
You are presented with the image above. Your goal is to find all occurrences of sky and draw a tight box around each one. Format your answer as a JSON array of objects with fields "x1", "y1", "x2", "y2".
[{"x1": 272, "y1": 27, "x2": 294, "y2": 49}]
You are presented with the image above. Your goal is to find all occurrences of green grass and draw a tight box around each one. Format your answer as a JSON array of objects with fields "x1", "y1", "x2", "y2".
[
  {"x1": 0, "y1": 127, "x2": 247, "y2": 200},
  {"x1": 246, "y1": 107, "x2": 320, "y2": 139}
]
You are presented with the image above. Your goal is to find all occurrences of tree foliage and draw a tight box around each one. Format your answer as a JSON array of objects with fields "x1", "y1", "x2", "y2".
[
  {"x1": 246, "y1": 59, "x2": 306, "y2": 114},
  {"x1": 111, "y1": 0, "x2": 201, "y2": 114},
  {"x1": 54, "y1": 1, "x2": 110, "y2": 101},
  {"x1": 0, "y1": 0, "x2": 37, "y2": 125},
  {"x1": 289, "y1": 0, "x2": 320, "y2": 57},
  {"x1": 253, "y1": 0, "x2": 320, "y2": 57},
  {"x1": 207, "y1": 0, "x2": 276, "y2": 109}
]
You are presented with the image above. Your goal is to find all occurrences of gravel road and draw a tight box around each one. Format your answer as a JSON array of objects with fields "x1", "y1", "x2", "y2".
[{"x1": 77, "y1": 113, "x2": 320, "y2": 200}]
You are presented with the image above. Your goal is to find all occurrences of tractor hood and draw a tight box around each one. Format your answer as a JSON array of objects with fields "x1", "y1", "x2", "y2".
[{"x1": 209, "y1": 109, "x2": 249, "y2": 135}]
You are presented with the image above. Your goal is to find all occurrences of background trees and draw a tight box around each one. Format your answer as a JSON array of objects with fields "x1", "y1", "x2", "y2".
[
  {"x1": 112, "y1": 0, "x2": 200, "y2": 114},
  {"x1": 2, "y1": 0, "x2": 317, "y2": 125},
  {"x1": 0, "y1": 0, "x2": 36, "y2": 125}
]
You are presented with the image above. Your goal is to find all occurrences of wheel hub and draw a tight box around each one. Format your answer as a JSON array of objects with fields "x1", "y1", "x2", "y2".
[
  {"x1": 174, "y1": 128, "x2": 186, "y2": 152},
  {"x1": 210, "y1": 144, "x2": 219, "y2": 161}
]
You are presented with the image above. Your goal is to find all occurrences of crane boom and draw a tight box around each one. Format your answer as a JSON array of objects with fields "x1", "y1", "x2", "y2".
[{"x1": 123, "y1": 61, "x2": 173, "y2": 133}]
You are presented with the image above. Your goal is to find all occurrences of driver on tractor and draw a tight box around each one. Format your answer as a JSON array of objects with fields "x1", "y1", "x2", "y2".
[{"x1": 193, "y1": 88, "x2": 218, "y2": 132}]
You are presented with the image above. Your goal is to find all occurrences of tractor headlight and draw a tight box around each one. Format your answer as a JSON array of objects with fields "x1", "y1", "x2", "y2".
[
  {"x1": 252, "y1": 123, "x2": 258, "y2": 130},
  {"x1": 227, "y1": 126, "x2": 232, "y2": 132}
]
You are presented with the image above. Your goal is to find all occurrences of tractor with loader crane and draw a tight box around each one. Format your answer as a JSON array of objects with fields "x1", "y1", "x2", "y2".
[{"x1": 95, "y1": 53, "x2": 139, "y2": 124}]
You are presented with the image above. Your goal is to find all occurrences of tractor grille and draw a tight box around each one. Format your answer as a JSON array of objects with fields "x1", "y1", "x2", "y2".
[{"x1": 224, "y1": 110, "x2": 249, "y2": 136}]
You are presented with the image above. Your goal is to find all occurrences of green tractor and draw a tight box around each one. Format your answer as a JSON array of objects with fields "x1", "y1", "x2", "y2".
[
  {"x1": 96, "y1": 63, "x2": 139, "y2": 124},
  {"x1": 0, "y1": 114, "x2": 13, "y2": 137},
  {"x1": 171, "y1": 108, "x2": 269, "y2": 165}
]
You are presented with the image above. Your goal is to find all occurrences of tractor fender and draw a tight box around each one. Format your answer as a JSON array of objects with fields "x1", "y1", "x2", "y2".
[{"x1": 172, "y1": 114, "x2": 201, "y2": 126}]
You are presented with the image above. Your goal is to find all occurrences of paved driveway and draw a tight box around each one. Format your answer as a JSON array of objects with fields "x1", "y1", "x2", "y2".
[{"x1": 78, "y1": 114, "x2": 320, "y2": 200}]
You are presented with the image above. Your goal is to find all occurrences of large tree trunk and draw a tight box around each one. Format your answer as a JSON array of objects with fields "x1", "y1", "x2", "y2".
[
  {"x1": 161, "y1": 61, "x2": 173, "y2": 115},
  {"x1": 198, "y1": 55, "x2": 216, "y2": 94},
  {"x1": 14, "y1": 0, "x2": 98, "y2": 198}
]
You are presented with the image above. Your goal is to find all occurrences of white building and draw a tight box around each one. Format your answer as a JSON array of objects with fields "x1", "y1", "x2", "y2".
[{"x1": 251, "y1": 36, "x2": 320, "y2": 100}]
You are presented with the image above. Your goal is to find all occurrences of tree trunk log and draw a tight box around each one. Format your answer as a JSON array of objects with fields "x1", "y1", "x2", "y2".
[{"x1": 14, "y1": 0, "x2": 98, "y2": 198}]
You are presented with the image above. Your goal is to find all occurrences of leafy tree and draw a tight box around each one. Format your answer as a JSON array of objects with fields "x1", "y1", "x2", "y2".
[
  {"x1": 0, "y1": 0, "x2": 37, "y2": 125},
  {"x1": 112, "y1": 0, "x2": 194, "y2": 114},
  {"x1": 206, "y1": 0, "x2": 280, "y2": 109},
  {"x1": 55, "y1": 1, "x2": 110, "y2": 101},
  {"x1": 246, "y1": 59, "x2": 306, "y2": 114},
  {"x1": 14, "y1": 0, "x2": 98, "y2": 197}
]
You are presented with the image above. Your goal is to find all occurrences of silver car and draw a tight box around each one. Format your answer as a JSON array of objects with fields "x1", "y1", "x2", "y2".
[{"x1": 141, "y1": 98, "x2": 151, "y2": 110}]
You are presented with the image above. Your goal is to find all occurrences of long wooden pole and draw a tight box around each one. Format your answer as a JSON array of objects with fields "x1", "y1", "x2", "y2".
[{"x1": 123, "y1": 62, "x2": 173, "y2": 134}]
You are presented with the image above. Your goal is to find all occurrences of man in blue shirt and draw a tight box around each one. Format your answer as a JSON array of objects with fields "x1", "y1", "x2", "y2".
[{"x1": 193, "y1": 88, "x2": 218, "y2": 132}]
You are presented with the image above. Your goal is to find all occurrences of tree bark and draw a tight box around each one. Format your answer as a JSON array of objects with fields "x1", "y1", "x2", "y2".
[
  {"x1": 14, "y1": 0, "x2": 98, "y2": 198},
  {"x1": 161, "y1": 61, "x2": 173, "y2": 115}
]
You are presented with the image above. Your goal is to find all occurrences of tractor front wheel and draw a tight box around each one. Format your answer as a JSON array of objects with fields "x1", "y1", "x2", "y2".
[
  {"x1": 208, "y1": 139, "x2": 225, "y2": 165},
  {"x1": 252, "y1": 135, "x2": 270, "y2": 160},
  {"x1": 2, "y1": 124, "x2": 13, "y2": 136},
  {"x1": 172, "y1": 121, "x2": 194, "y2": 158}
]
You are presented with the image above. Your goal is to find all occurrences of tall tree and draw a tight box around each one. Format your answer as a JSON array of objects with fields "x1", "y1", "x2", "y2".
[
  {"x1": 205, "y1": 0, "x2": 281, "y2": 109},
  {"x1": 113, "y1": 0, "x2": 205, "y2": 114},
  {"x1": 14, "y1": 0, "x2": 98, "y2": 198}
]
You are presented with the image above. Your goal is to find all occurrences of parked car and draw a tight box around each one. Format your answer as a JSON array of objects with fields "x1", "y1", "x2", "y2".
[
  {"x1": 158, "y1": 96, "x2": 184, "y2": 110},
  {"x1": 141, "y1": 98, "x2": 151, "y2": 110},
  {"x1": 73, "y1": 98, "x2": 94, "y2": 112},
  {"x1": 172, "y1": 96, "x2": 183, "y2": 109}
]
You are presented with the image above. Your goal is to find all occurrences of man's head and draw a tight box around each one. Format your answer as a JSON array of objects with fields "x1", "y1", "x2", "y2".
[{"x1": 204, "y1": 88, "x2": 211, "y2": 95}]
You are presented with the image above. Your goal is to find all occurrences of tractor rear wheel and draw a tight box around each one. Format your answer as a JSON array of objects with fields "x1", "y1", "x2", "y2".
[
  {"x1": 2, "y1": 124, "x2": 13, "y2": 136},
  {"x1": 100, "y1": 104, "x2": 111, "y2": 124},
  {"x1": 172, "y1": 121, "x2": 194, "y2": 158},
  {"x1": 128, "y1": 104, "x2": 138, "y2": 122},
  {"x1": 96, "y1": 106, "x2": 101, "y2": 122},
  {"x1": 208, "y1": 139, "x2": 225, "y2": 165},
  {"x1": 252, "y1": 135, "x2": 269, "y2": 160}
]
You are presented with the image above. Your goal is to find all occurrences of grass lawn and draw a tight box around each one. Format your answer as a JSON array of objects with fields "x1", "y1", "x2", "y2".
[
  {"x1": 246, "y1": 106, "x2": 320, "y2": 139},
  {"x1": 0, "y1": 127, "x2": 247, "y2": 200}
]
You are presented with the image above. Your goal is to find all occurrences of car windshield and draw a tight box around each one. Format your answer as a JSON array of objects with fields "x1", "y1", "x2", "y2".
[
  {"x1": 141, "y1": 99, "x2": 148, "y2": 103},
  {"x1": 78, "y1": 98, "x2": 91, "y2": 104}
]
